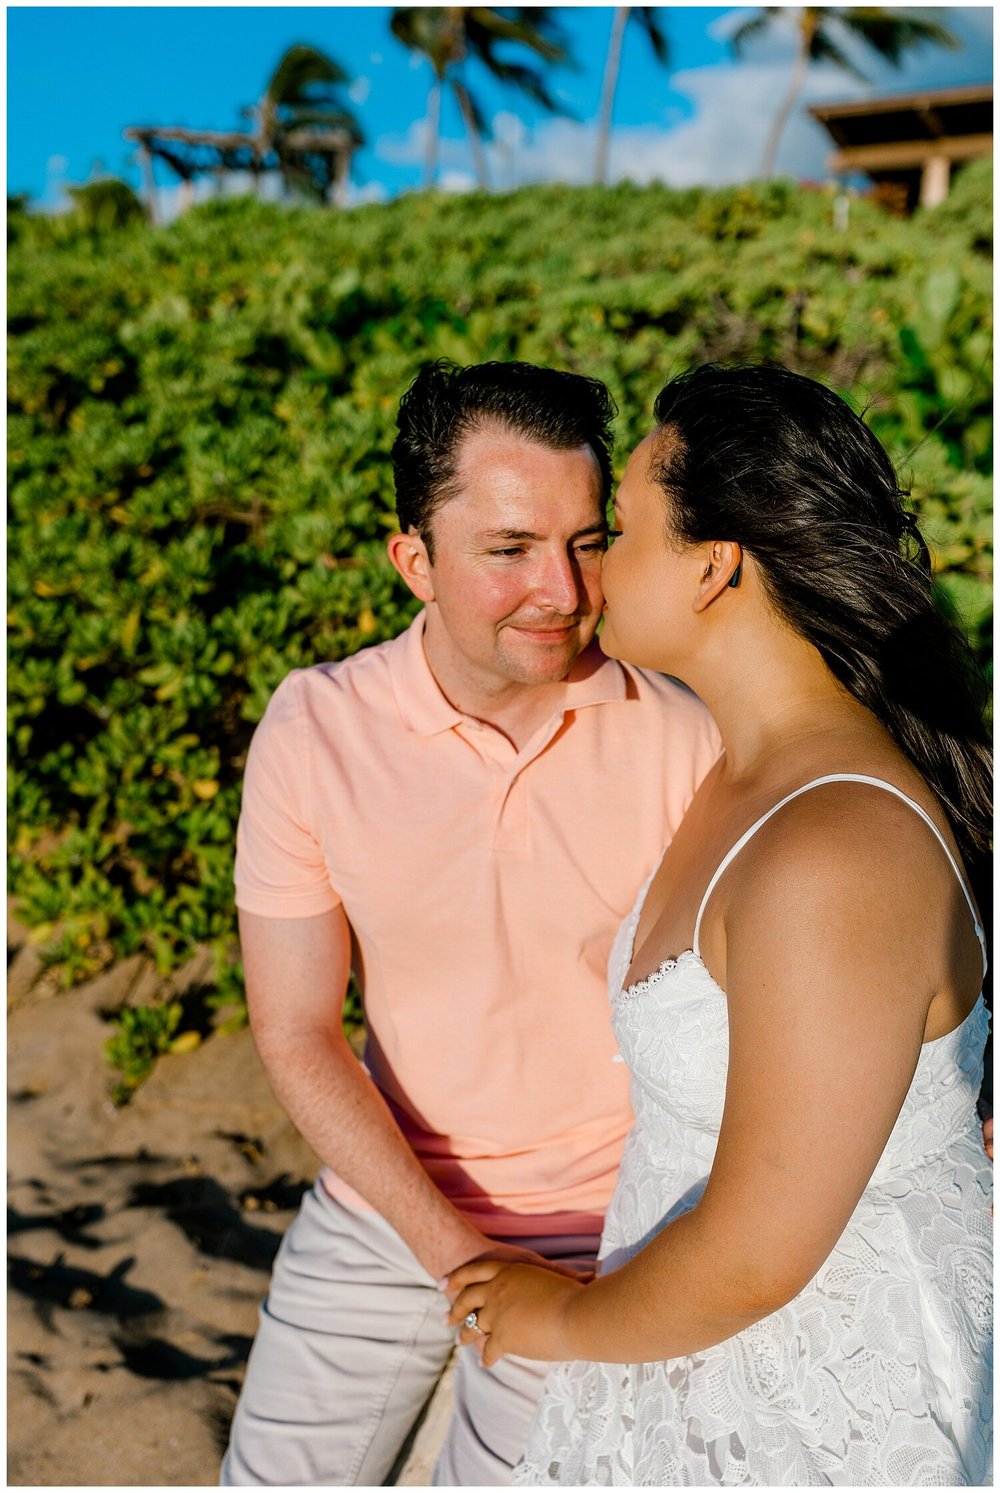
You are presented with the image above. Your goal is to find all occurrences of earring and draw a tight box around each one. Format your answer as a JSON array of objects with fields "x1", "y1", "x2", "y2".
[{"x1": 728, "y1": 558, "x2": 742, "y2": 588}]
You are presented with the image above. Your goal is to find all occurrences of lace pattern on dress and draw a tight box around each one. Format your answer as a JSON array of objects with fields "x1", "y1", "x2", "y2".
[{"x1": 514, "y1": 847, "x2": 992, "y2": 1487}]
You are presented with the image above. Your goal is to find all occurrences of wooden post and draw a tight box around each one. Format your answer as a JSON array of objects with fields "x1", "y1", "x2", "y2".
[
  {"x1": 140, "y1": 143, "x2": 158, "y2": 226},
  {"x1": 920, "y1": 153, "x2": 951, "y2": 208},
  {"x1": 331, "y1": 146, "x2": 349, "y2": 208}
]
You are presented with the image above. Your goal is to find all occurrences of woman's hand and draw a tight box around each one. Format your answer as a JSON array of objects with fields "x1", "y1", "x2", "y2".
[{"x1": 446, "y1": 1259, "x2": 585, "y2": 1367}]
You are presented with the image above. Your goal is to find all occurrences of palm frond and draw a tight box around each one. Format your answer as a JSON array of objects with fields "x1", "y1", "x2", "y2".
[
  {"x1": 809, "y1": 28, "x2": 870, "y2": 81},
  {"x1": 466, "y1": 7, "x2": 570, "y2": 65},
  {"x1": 265, "y1": 44, "x2": 349, "y2": 108},
  {"x1": 834, "y1": 7, "x2": 959, "y2": 66},
  {"x1": 389, "y1": 8, "x2": 457, "y2": 74},
  {"x1": 633, "y1": 7, "x2": 670, "y2": 66},
  {"x1": 479, "y1": 58, "x2": 566, "y2": 115},
  {"x1": 730, "y1": 8, "x2": 781, "y2": 57}
]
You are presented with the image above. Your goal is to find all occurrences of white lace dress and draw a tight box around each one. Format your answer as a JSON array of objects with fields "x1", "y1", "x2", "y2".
[{"x1": 515, "y1": 776, "x2": 992, "y2": 1487}]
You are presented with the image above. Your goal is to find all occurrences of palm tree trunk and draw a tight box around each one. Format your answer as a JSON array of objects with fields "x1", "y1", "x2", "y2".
[
  {"x1": 454, "y1": 83, "x2": 490, "y2": 190},
  {"x1": 595, "y1": 7, "x2": 629, "y2": 185},
  {"x1": 425, "y1": 77, "x2": 442, "y2": 188},
  {"x1": 761, "y1": 26, "x2": 811, "y2": 179}
]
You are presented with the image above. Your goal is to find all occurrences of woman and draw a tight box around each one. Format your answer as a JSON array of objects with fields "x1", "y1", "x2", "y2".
[{"x1": 446, "y1": 365, "x2": 992, "y2": 1486}]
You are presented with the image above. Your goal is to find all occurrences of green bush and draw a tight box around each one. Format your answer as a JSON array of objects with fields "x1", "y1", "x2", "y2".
[
  {"x1": 8, "y1": 178, "x2": 992, "y2": 998},
  {"x1": 104, "y1": 1000, "x2": 184, "y2": 1101}
]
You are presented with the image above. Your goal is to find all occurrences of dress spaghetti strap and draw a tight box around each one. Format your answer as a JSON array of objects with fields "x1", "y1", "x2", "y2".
[{"x1": 691, "y1": 773, "x2": 987, "y2": 977}]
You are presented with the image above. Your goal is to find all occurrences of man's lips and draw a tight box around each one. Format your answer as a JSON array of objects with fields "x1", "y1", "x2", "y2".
[{"x1": 507, "y1": 623, "x2": 578, "y2": 642}]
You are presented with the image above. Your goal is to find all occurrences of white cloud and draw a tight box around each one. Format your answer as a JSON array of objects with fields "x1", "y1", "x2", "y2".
[
  {"x1": 151, "y1": 169, "x2": 289, "y2": 224},
  {"x1": 348, "y1": 76, "x2": 371, "y2": 105},
  {"x1": 376, "y1": 54, "x2": 852, "y2": 192},
  {"x1": 438, "y1": 169, "x2": 478, "y2": 193},
  {"x1": 163, "y1": 173, "x2": 238, "y2": 222},
  {"x1": 436, "y1": 55, "x2": 856, "y2": 190},
  {"x1": 493, "y1": 111, "x2": 528, "y2": 148},
  {"x1": 346, "y1": 180, "x2": 389, "y2": 207},
  {"x1": 641, "y1": 55, "x2": 864, "y2": 184},
  {"x1": 381, "y1": 115, "x2": 472, "y2": 174}
]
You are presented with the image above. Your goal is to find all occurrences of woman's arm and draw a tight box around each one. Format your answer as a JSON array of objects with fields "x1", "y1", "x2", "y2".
[{"x1": 450, "y1": 790, "x2": 960, "y2": 1364}]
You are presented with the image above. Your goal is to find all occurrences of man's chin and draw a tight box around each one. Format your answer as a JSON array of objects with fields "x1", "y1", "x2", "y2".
[{"x1": 498, "y1": 630, "x2": 592, "y2": 684}]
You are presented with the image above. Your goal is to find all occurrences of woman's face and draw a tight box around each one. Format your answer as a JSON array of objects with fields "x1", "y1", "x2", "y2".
[{"x1": 600, "y1": 431, "x2": 696, "y2": 672}]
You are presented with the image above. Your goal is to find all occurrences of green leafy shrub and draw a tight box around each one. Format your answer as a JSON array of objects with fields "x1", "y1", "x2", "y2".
[
  {"x1": 67, "y1": 178, "x2": 148, "y2": 233},
  {"x1": 104, "y1": 1000, "x2": 184, "y2": 1101},
  {"x1": 9, "y1": 179, "x2": 992, "y2": 1014}
]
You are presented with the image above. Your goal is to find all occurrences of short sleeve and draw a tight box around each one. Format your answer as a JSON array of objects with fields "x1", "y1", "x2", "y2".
[{"x1": 234, "y1": 671, "x2": 342, "y2": 918}]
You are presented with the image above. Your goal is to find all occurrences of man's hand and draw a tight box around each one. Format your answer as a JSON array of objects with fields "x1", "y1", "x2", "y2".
[
  {"x1": 446, "y1": 1259, "x2": 585, "y2": 1367},
  {"x1": 440, "y1": 1241, "x2": 592, "y2": 1303}
]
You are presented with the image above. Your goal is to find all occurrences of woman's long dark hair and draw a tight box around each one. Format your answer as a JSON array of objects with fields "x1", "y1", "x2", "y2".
[{"x1": 651, "y1": 365, "x2": 992, "y2": 882}]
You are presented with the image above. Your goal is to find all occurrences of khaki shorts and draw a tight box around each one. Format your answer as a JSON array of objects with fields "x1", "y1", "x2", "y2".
[{"x1": 220, "y1": 1180, "x2": 599, "y2": 1486}]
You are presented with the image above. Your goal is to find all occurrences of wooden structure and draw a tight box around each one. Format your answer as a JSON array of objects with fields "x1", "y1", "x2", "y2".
[
  {"x1": 124, "y1": 123, "x2": 356, "y2": 222},
  {"x1": 809, "y1": 83, "x2": 992, "y2": 211}
]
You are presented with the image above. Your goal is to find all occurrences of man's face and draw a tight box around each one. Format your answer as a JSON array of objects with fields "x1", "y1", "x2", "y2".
[{"x1": 418, "y1": 426, "x2": 608, "y2": 692}]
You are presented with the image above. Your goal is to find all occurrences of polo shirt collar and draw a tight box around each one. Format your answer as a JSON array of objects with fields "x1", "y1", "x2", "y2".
[
  {"x1": 389, "y1": 610, "x2": 626, "y2": 737},
  {"x1": 562, "y1": 638, "x2": 627, "y2": 713},
  {"x1": 389, "y1": 612, "x2": 466, "y2": 736}
]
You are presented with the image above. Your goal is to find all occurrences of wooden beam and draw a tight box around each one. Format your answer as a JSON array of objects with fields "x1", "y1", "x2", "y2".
[
  {"x1": 917, "y1": 105, "x2": 945, "y2": 139},
  {"x1": 809, "y1": 82, "x2": 992, "y2": 124},
  {"x1": 829, "y1": 133, "x2": 992, "y2": 172}
]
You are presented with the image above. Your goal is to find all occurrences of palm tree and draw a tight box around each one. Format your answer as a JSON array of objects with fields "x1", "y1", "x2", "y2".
[
  {"x1": 247, "y1": 44, "x2": 365, "y2": 203},
  {"x1": 732, "y1": 7, "x2": 959, "y2": 180},
  {"x1": 390, "y1": 7, "x2": 571, "y2": 190},
  {"x1": 594, "y1": 8, "x2": 669, "y2": 185}
]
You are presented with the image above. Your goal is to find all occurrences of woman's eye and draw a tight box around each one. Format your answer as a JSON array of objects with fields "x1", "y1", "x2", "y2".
[{"x1": 606, "y1": 529, "x2": 622, "y2": 542}]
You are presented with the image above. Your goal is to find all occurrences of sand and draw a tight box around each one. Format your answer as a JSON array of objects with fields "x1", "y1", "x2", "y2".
[{"x1": 8, "y1": 924, "x2": 322, "y2": 1487}]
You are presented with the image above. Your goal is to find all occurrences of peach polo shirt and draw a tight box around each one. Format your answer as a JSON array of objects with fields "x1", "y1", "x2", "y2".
[{"x1": 235, "y1": 612, "x2": 721, "y2": 1237}]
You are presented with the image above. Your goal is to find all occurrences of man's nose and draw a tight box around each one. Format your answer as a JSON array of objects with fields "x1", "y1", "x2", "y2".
[{"x1": 533, "y1": 551, "x2": 581, "y2": 613}]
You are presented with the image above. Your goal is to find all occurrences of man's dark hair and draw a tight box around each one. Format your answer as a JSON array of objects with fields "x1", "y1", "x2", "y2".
[{"x1": 391, "y1": 360, "x2": 617, "y2": 559}]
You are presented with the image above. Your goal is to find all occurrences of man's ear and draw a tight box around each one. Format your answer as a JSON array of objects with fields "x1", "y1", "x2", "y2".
[
  {"x1": 692, "y1": 541, "x2": 742, "y2": 614},
  {"x1": 387, "y1": 529, "x2": 435, "y2": 603}
]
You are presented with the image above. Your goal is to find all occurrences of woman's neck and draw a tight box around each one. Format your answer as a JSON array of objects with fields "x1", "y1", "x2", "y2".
[{"x1": 681, "y1": 623, "x2": 875, "y2": 784}]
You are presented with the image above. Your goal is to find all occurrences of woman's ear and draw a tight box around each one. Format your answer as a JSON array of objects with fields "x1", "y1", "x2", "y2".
[
  {"x1": 692, "y1": 541, "x2": 742, "y2": 614},
  {"x1": 387, "y1": 529, "x2": 435, "y2": 603}
]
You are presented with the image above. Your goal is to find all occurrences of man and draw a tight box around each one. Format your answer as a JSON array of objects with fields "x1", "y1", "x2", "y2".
[{"x1": 221, "y1": 361, "x2": 721, "y2": 1486}]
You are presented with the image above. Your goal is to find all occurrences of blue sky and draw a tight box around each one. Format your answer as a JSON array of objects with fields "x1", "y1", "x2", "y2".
[{"x1": 6, "y1": 5, "x2": 993, "y2": 215}]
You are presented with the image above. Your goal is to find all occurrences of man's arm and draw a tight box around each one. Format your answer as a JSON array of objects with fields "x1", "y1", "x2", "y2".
[{"x1": 240, "y1": 906, "x2": 579, "y2": 1282}]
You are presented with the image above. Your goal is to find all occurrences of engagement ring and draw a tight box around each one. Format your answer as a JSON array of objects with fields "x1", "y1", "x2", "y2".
[{"x1": 463, "y1": 1310, "x2": 485, "y2": 1334}]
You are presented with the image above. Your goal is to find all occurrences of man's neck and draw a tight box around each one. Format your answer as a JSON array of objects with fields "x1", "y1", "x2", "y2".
[{"x1": 421, "y1": 618, "x2": 569, "y2": 753}]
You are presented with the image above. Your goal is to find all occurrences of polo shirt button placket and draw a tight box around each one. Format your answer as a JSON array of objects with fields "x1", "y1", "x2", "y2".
[{"x1": 494, "y1": 770, "x2": 531, "y2": 854}]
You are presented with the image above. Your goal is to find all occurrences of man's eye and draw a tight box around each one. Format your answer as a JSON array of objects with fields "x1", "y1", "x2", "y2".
[
  {"x1": 575, "y1": 539, "x2": 609, "y2": 554},
  {"x1": 491, "y1": 547, "x2": 526, "y2": 558}
]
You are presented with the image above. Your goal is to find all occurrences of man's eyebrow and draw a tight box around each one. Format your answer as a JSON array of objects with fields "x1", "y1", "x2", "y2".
[{"x1": 478, "y1": 523, "x2": 610, "y2": 542}]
